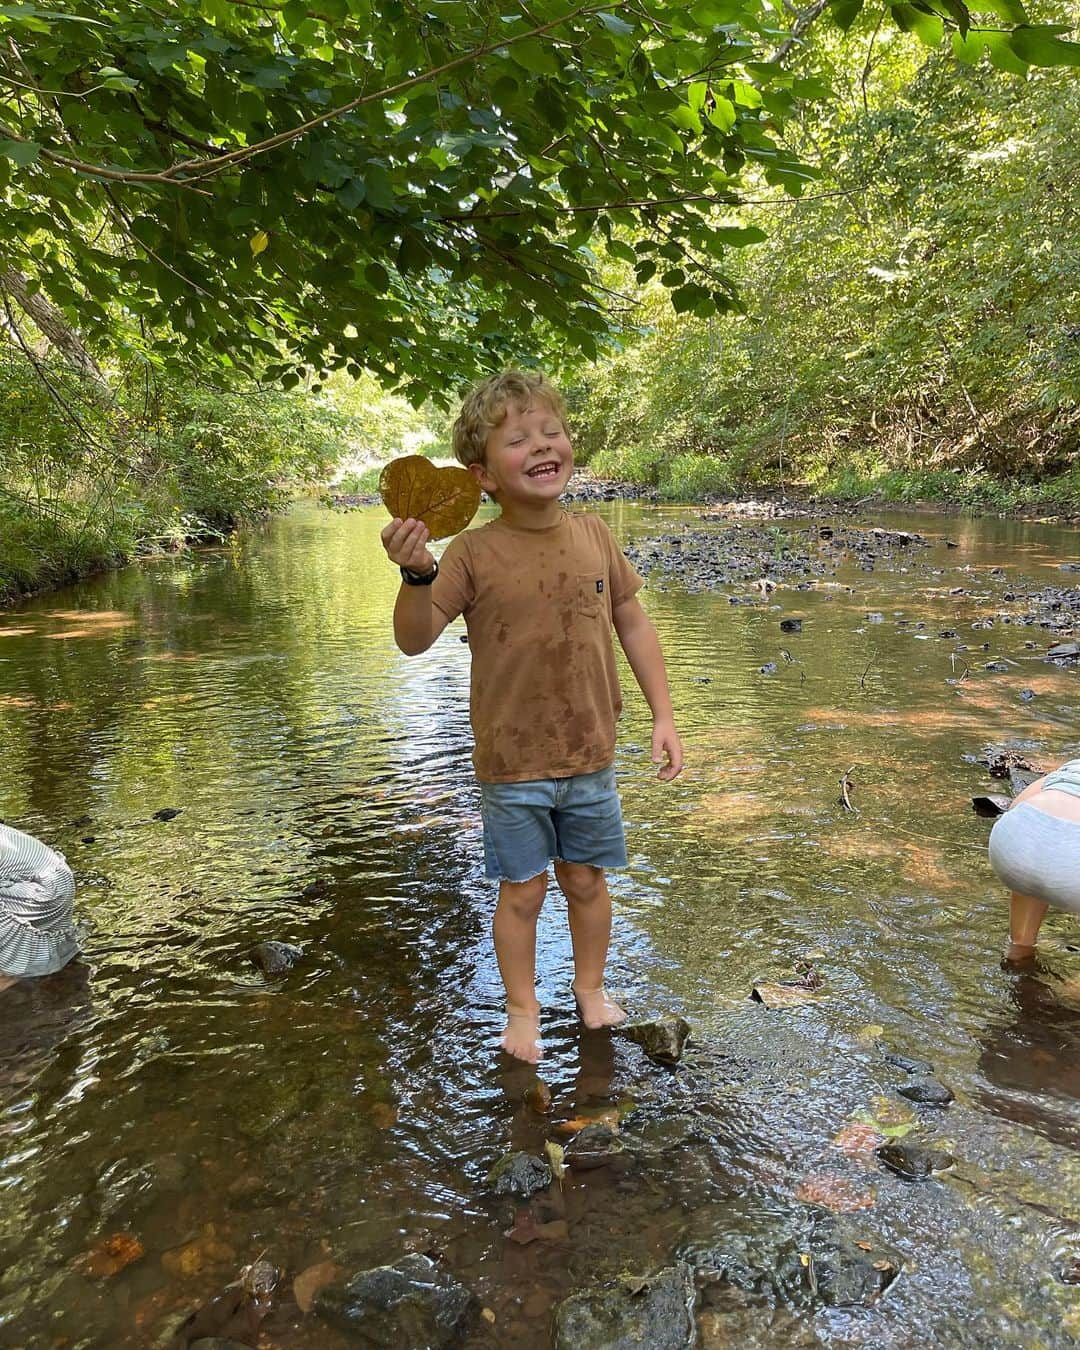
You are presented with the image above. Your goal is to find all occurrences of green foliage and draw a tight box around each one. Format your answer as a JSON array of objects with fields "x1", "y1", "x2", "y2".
[
  {"x1": 1, "y1": 0, "x2": 1076, "y2": 401},
  {"x1": 573, "y1": 40, "x2": 1080, "y2": 504},
  {"x1": 661, "y1": 452, "x2": 736, "y2": 500},
  {"x1": 0, "y1": 348, "x2": 350, "y2": 599}
]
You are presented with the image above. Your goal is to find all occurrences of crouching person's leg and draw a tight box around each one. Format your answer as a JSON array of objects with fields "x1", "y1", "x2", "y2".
[{"x1": 1006, "y1": 891, "x2": 1049, "y2": 961}]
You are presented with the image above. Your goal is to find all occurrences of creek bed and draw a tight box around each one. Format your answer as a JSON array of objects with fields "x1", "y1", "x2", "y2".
[{"x1": 0, "y1": 498, "x2": 1078, "y2": 1347}]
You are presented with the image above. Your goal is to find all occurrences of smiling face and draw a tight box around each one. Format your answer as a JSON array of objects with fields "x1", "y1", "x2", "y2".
[{"x1": 471, "y1": 400, "x2": 573, "y2": 517}]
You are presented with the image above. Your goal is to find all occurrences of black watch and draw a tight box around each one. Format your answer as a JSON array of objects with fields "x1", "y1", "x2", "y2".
[{"x1": 400, "y1": 559, "x2": 439, "y2": 587}]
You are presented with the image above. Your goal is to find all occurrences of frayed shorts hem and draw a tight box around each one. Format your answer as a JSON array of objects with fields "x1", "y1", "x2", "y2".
[
  {"x1": 492, "y1": 855, "x2": 626, "y2": 885},
  {"x1": 479, "y1": 765, "x2": 628, "y2": 885}
]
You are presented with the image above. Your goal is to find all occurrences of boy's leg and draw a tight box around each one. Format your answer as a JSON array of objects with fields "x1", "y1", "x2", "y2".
[
  {"x1": 0, "y1": 974, "x2": 19, "y2": 993},
  {"x1": 555, "y1": 860, "x2": 626, "y2": 1029},
  {"x1": 1006, "y1": 890, "x2": 1049, "y2": 960},
  {"x1": 493, "y1": 872, "x2": 548, "y2": 1062}
]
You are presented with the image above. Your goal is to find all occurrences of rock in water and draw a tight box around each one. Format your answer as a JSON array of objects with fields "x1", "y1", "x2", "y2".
[
  {"x1": 249, "y1": 941, "x2": 304, "y2": 976},
  {"x1": 875, "y1": 1142, "x2": 955, "y2": 1181},
  {"x1": 564, "y1": 1123, "x2": 624, "y2": 1172},
  {"x1": 972, "y1": 795, "x2": 1011, "y2": 819},
  {"x1": 809, "y1": 1239, "x2": 900, "y2": 1308},
  {"x1": 619, "y1": 1017, "x2": 691, "y2": 1067},
  {"x1": 485, "y1": 1152, "x2": 552, "y2": 1198},
  {"x1": 896, "y1": 1077, "x2": 954, "y2": 1106},
  {"x1": 314, "y1": 1254, "x2": 474, "y2": 1347},
  {"x1": 882, "y1": 1050, "x2": 934, "y2": 1075},
  {"x1": 553, "y1": 1264, "x2": 696, "y2": 1350}
]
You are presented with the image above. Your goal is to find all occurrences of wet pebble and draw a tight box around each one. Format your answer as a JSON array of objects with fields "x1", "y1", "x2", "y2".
[
  {"x1": 972, "y1": 795, "x2": 1011, "y2": 819},
  {"x1": 779, "y1": 618, "x2": 802, "y2": 633},
  {"x1": 485, "y1": 1151, "x2": 552, "y2": 1198},
  {"x1": 759, "y1": 662, "x2": 778, "y2": 675},
  {"x1": 553, "y1": 1264, "x2": 695, "y2": 1350},
  {"x1": 896, "y1": 1077, "x2": 954, "y2": 1107},
  {"x1": 619, "y1": 1016, "x2": 691, "y2": 1067},
  {"x1": 808, "y1": 1239, "x2": 900, "y2": 1308},
  {"x1": 1057, "y1": 1256, "x2": 1080, "y2": 1285},
  {"x1": 563, "y1": 1123, "x2": 624, "y2": 1172},
  {"x1": 875, "y1": 1142, "x2": 955, "y2": 1180},
  {"x1": 249, "y1": 941, "x2": 304, "y2": 976},
  {"x1": 152, "y1": 807, "x2": 182, "y2": 822},
  {"x1": 883, "y1": 1049, "x2": 935, "y2": 1074},
  {"x1": 314, "y1": 1254, "x2": 474, "y2": 1347}
]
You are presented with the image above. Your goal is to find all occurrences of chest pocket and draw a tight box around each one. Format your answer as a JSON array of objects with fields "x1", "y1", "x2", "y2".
[{"x1": 577, "y1": 572, "x2": 607, "y2": 618}]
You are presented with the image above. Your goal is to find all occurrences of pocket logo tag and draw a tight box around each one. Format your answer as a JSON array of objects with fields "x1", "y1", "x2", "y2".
[{"x1": 596, "y1": 580, "x2": 604, "y2": 594}]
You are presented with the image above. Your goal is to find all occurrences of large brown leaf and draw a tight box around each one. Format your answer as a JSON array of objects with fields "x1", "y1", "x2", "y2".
[{"x1": 379, "y1": 455, "x2": 480, "y2": 540}]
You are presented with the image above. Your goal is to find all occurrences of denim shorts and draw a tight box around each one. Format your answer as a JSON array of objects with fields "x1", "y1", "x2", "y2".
[{"x1": 479, "y1": 765, "x2": 628, "y2": 883}]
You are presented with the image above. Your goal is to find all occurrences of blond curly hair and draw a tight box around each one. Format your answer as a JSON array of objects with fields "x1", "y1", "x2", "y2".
[{"x1": 451, "y1": 370, "x2": 568, "y2": 468}]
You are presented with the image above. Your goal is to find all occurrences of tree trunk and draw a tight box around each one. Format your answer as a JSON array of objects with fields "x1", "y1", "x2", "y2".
[{"x1": 0, "y1": 265, "x2": 108, "y2": 387}]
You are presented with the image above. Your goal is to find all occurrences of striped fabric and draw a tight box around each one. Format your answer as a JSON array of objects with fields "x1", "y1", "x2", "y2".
[{"x1": 0, "y1": 822, "x2": 80, "y2": 978}]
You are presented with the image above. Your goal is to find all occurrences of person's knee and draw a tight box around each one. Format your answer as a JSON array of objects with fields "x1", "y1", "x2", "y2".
[
  {"x1": 556, "y1": 861, "x2": 606, "y2": 905},
  {"x1": 498, "y1": 873, "x2": 547, "y2": 920}
]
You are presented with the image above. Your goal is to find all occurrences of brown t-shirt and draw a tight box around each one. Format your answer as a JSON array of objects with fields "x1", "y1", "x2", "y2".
[{"x1": 432, "y1": 510, "x2": 644, "y2": 783}]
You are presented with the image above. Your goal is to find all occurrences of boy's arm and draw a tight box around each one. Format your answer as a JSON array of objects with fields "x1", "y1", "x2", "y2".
[
  {"x1": 381, "y1": 516, "x2": 452, "y2": 655},
  {"x1": 612, "y1": 595, "x2": 684, "y2": 781}
]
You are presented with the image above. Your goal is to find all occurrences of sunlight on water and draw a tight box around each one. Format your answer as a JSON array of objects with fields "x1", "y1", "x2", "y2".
[{"x1": 0, "y1": 499, "x2": 1078, "y2": 1347}]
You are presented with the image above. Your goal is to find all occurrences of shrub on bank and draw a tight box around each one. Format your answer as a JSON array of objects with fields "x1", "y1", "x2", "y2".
[{"x1": 0, "y1": 352, "x2": 352, "y2": 602}]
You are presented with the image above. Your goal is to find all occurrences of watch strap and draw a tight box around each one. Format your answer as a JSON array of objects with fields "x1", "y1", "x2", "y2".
[{"x1": 400, "y1": 559, "x2": 439, "y2": 586}]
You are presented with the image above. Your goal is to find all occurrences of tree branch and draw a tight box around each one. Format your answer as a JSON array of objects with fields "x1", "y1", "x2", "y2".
[{"x1": 0, "y1": 0, "x2": 627, "y2": 188}]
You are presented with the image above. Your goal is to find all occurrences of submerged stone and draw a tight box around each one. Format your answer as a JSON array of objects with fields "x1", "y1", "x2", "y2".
[
  {"x1": 875, "y1": 1142, "x2": 955, "y2": 1180},
  {"x1": 809, "y1": 1239, "x2": 901, "y2": 1307},
  {"x1": 896, "y1": 1077, "x2": 954, "y2": 1106},
  {"x1": 250, "y1": 941, "x2": 304, "y2": 976},
  {"x1": 552, "y1": 1264, "x2": 696, "y2": 1350},
  {"x1": 485, "y1": 1151, "x2": 551, "y2": 1198},
  {"x1": 619, "y1": 1017, "x2": 691, "y2": 1066},
  {"x1": 564, "y1": 1123, "x2": 624, "y2": 1172},
  {"x1": 882, "y1": 1049, "x2": 935, "y2": 1075},
  {"x1": 314, "y1": 1253, "x2": 474, "y2": 1347}
]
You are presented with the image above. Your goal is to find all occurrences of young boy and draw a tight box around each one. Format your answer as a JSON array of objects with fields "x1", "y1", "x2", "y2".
[{"x1": 380, "y1": 370, "x2": 683, "y2": 1063}]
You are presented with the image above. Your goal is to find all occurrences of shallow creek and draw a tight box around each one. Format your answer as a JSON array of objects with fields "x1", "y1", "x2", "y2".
[{"x1": 0, "y1": 497, "x2": 1078, "y2": 1347}]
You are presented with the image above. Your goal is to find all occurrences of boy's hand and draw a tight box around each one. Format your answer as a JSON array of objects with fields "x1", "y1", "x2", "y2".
[
  {"x1": 651, "y1": 718, "x2": 684, "y2": 781},
  {"x1": 381, "y1": 517, "x2": 436, "y2": 574}
]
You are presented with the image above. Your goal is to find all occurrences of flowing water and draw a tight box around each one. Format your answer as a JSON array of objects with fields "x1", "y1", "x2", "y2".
[{"x1": 0, "y1": 498, "x2": 1078, "y2": 1348}]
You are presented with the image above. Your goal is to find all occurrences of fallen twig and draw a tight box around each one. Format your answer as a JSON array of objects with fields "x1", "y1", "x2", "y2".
[{"x1": 839, "y1": 765, "x2": 858, "y2": 814}]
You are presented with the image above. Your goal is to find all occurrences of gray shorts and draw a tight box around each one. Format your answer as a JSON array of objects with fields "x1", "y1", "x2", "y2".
[
  {"x1": 479, "y1": 765, "x2": 628, "y2": 884},
  {"x1": 988, "y1": 803, "x2": 1080, "y2": 915}
]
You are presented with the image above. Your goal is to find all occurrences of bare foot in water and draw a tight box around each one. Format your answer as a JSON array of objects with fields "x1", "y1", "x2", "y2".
[
  {"x1": 501, "y1": 1006, "x2": 543, "y2": 1063},
  {"x1": 572, "y1": 984, "x2": 627, "y2": 1029}
]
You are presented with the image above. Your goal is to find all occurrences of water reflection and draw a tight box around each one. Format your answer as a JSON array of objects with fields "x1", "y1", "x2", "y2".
[
  {"x1": 976, "y1": 971, "x2": 1080, "y2": 1149},
  {"x1": 0, "y1": 500, "x2": 1077, "y2": 1346}
]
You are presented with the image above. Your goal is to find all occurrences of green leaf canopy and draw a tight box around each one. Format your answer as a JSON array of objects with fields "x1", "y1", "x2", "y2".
[{"x1": 0, "y1": 0, "x2": 1076, "y2": 398}]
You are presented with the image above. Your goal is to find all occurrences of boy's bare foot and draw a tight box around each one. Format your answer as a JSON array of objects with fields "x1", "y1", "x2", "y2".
[
  {"x1": 1004, "y1": 940, "x2": 1037, "y2": 963},
  {"x1": 0, "y1": 974, "x2": 19, "y2": 993},
  {"x1": 502, "y1": 1006, "x2": 543, "y2": 1063},
  {"x1": 572, "y1": 984, "x2": 628, "y2": 1030}
]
